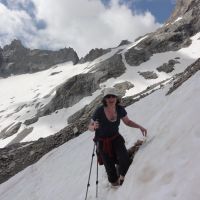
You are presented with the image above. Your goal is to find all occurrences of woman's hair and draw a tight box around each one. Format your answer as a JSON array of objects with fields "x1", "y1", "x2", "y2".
[{"x1": 102, "y1": 97, "x2": 121, "y2": 107}]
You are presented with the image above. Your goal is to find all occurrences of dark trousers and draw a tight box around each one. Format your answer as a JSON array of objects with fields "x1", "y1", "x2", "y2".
[{"x1": 98, "y1": 135, "x2": 130, "y2": 183}]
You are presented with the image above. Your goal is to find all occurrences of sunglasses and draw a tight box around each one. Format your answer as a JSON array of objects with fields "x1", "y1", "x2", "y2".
[{"x1": 105, "y1": 95, "x2": 116, "y2": 98}]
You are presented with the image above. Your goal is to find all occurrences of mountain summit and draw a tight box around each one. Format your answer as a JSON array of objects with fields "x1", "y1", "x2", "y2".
[{"x1": 0, "y1": 40, "x2": 79, "y2": 77}]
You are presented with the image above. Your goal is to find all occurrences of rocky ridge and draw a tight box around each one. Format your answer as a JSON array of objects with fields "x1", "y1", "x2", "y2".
[
  {"x1": 167, "y1": 0, "x2": 198, "y2": 23},
  {"x1": 79, "y1": 48, "x2": 111, "y2": 63},
  {"x1": 125, "y1": 0, "x2": 200, "y2": 66},
  {"x1": 167, "y1": 58, "x2": 200, "y2": 95},
  {"x1": 118, "y1": 40, "x2": 132, "y2": 46},
  {"x1": 0, "y1": 40, "x2": 79, "y2": 77}
]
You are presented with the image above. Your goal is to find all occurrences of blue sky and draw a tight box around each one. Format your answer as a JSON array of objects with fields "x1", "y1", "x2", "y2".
[
  {"x1": 130, "y1": 0, "x2": 175, "y2": 23},
  {"x1": 0, "y1": 0, "x2": 176, "y2": 56},
  {"x1": 101, "y1": 0, "x2": 176, "y2": 23}
]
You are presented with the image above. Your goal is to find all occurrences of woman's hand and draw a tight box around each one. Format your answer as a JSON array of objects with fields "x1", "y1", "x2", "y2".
[
  {"x1": 93, "y1": 120, "x2": 100, "y2": 130},
  {"x1": 139, "y1": 126, "x2": 147, "y2": 137},
  {"x1": 88, "y1": 120, "x2": 100, "y2": 132},
  {"x1": 122, "y1": 116, "x2": 147, "y2": 137}
]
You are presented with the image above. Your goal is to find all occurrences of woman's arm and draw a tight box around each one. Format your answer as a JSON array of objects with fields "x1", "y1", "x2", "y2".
[{"x1": 122, "y1": 115, "x2": 147, "y2": 137}]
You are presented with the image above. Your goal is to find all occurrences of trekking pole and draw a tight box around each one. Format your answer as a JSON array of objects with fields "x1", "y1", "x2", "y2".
[
  {"x1": 96, "y1": 157, "x2": 99, "y2": 198},
  {"x1": 85, "y1": 143, "x2": 96, "y2": 200}
]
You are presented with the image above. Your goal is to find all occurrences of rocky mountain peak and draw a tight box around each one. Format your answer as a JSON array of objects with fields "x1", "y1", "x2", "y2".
[
  {"x1": 118, "y1": 40, "x2": 131, "y2": 47},
  {"x1": 167, "y1": 0, "x2": 200, "y2": 23},
  {"x1": 124, "y1": 0, "x2": 200, "y2": 67},
  {"x1": 0, "y1": 40, "x2": 79, "y2": 77},
  {"x1": 3, "y1": 39, "x2": 26, "y2": 53},
  {"x1": 79, "y1": 48, "x2": 111, "y2": 63},
  {"x1": 8, "y1": 39, "x2": 23, "y2": 48}
]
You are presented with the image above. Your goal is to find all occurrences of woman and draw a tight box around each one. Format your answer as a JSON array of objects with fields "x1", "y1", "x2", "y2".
[{"x1": 88, "y1": 87, "x2": 147, "y2": 186}]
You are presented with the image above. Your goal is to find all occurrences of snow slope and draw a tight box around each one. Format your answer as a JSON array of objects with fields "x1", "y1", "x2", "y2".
[
  {"x1": 0, "y1": 62, "x2": 90, "y2": 146},
  {"x1": 0, "y1": 32, "x2": 200, "y2": 148},
  {"x1": 0, "y1": 57, "x2": 199, "y2": 200}
]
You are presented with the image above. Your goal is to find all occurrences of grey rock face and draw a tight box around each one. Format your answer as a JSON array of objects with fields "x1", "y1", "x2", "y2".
[
  {"x1": 167, "y1": 0, "x2": 198, "y2": 23},
  {"x1": 49, "y1": 71, "x2": 62, "y2": 76},
  {"x1": 114, "y1": 81, "x2": 134, "y2": 94},
  {"x1": 139, "y1": 71, "x2": 158, "y2": 79},
  {"x1": 0, "y1": 40, "x2": 79, "y2": 77},
  {"x1": 6, "y1": 127, "x2": 34, "y2": 146},
  {"x1": 125, "y1": 0, "x2": 200, "y2": 67},
  {"x1": 0, "y1": 123, "x2": 14, "y2": 138},
  {"x1": 157, "y1": 59, "x2": 180, "y2": 73},
  {"x1": 24, "y1": 117, "x2": 39, "y2": 126},
  {"x1": 118, "y1": 40, "x2": 131, "y2": 47},
  {"x1": 89, "y1": 54, "x2": 126, "y2": 81},
  {"x1": 39, "y1": 54, "x2": 126, "y2": 116},
  {"x1": 125, "y1": 48, "x2": 152, "y2": 66},
  {"x1": 167, "y1": 58, "x2": 200, "y2": 95},
  {"x1": 0, "y1": 122, "x2": 21, "y2": 139},
  {"x1": 39, "y1": 73, "x2": 100, "y2": 116},
  {"x1": 0, "y1": 123, "x2": 83, "y2": 184},
  {"x1": 125, "y1": 29, "x2": 192, "y2": 66},
  {"x1": 79, "y1": 48, "x2": 111, "y2": 63}
]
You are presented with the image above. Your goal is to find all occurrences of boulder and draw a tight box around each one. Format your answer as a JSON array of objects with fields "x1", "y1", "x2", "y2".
[
  {"x1": 157, "y1": 59, "x2": 180, "y2": 73},
  {"x1": 139, "y1": 71, "x2": 158, "y2": 79}
]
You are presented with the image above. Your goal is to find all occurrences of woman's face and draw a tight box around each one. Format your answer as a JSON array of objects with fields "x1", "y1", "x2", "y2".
[{"x1": 105, "y1": 95, "x2": 117, "y2": 106}]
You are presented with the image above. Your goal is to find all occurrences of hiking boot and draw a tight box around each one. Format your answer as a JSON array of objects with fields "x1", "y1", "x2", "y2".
[
  {"x1": 111, "y1": 180, "x2": 120, "y2": 186},
  {"x1": 118, "y1": 175, "x2": 125, "y2": 185}
]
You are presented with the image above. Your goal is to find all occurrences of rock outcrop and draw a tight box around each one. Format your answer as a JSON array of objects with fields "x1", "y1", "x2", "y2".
[
  {"x1": 167, "y1": 0, "x2": 199, "y2": 23},
  {"x1": 89, "y1": 54, "x2": 126, "y2": 81},
  {"x1": 0, "y1": 125, "x2": 80, "y2": 184},
  {"x1": 39, "y1": 73, "x2": 100, "y2": 116},
  {"x1": 125, "y1": 0, "x2": 200, "y2": 66},
  {"x1": 157, "y1": 59, "x2": 180, "y2": 73},
  {"x1": 38, "y1": 54, "x2": 126, "y2": 116},
  {"x1": 0, "y1": 40, "x2": 79, "y2": 77},
  {"x1": 139, "y1": 71, "x2": 158, "y2": 79},
  {"x1": 79, "y1": 48, "x2": 111, "y2": 63},
  {"x1": 167, "y1": 58, "x2": 200, "y2": 95},
  {"x1": 0, "y1": 122, "x2": 21, "y2": 139},
  {"x1": 118, "y1": 40, "x2": 132, "y2": 47}
]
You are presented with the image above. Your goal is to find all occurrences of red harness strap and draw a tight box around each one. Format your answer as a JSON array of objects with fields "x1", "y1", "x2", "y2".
[{"x1": 98, "y1": 134, "x2": 119, "y2": 157}]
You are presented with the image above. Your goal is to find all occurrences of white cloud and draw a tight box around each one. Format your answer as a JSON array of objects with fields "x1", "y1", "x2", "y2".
[
  {"x1": 0, "y1": 3, "x2": 36, "y2": 46},
  {"x1": 0, "y1": 0, "x2": 161, "y2": 57}
]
